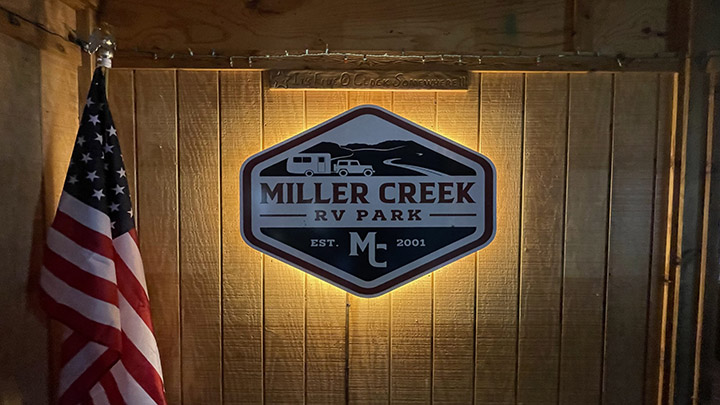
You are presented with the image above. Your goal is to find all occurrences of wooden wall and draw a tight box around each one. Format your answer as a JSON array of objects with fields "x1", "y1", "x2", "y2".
[
  {"x1": 0, "y1": 0, "x2": 85, "y2": 403},
  {"x1": 107, "y1": 69, "x2": 676, "y2": 404}
]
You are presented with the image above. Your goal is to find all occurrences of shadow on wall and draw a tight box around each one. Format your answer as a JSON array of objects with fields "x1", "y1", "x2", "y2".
[
  {"x1": 0, "y1": 32, "x2": 48, "y2": 405},
  {"x1": 0, "y1": 0, "x2": 84, "y2": 397}
]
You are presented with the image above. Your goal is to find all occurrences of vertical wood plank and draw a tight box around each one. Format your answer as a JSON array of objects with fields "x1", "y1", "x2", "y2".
[
  {"x1": 41, "y1": 50, "x2": 79, "y2": 223},
  {"x1": 134, "y1": 70, "x2": 180, "y2": 405},
  {"x1": 474, "y1": 73, "x2": 524, "y2": 404},
  {"x1": 559, "y1": 73, "x2": 612, "y2": 404},
  {"x1": 644, "y1": 73, "x2": 675, "y2": 404},
  {"x1": 0, "y1": 34, "x2": 47, "y2": 405},
  {"x1": 603, "y1": 73, "x2": 659, "y2": 404},
  {"x1": 432, "y1": 73, "x2": 479, "y2": 404},
  {"x1": 390, "y1": 91, "x2": 435, "y2": 404},
  {"x1": 346, "y1": 92, "x2": 393, "y2": 404},
  {"x1": 304, "y1": 91, "x2": 349, "y2": 404},
  {"x1": 178, "y1": 70, "x2": 222, "y2": 404},
  {"x1": 518, "y1": 73, "x2": 568, "y2": 403},
  {"x1": 106, "y1": 69, "x2": 137, "y2": 219},
  {"x1": 262, "y1": 83, "x2": 306, "y2": 404},
  {"x1": 221, "y1": 71, "x2": 264, "y2": 403}
]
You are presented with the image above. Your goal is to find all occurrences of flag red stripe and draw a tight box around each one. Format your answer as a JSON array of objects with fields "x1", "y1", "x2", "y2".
[
  {"x1": 52, "y1": 210, "x2": 114, "y2": 260},
  {"x1": 58, "y1": 191, "x2": 111, "y2": 235},
  {"x1": 129, "y1": 228, "x2": 139, "y2": 244},
  {"x1": 99, "y1": 374, "x2": 124, "y2": 405},
  {"x1": 121, "y1": 333, "x2": 166, "y2": 405},
  {"x1": 114, "y1": 254, "x2": 153, "y2": 331},
  {"x1": 44, "y1": 249, "x2": 118, "y2": 305},
  {"x1": 61, "y1": 333, "x2": 89, "y2": 366},
  {"x1": 58, "y1": 349, "x2": 118, "y2": 405},
  {"x1": 39, "y1": 289, "x2": 121, "y2": 351}
]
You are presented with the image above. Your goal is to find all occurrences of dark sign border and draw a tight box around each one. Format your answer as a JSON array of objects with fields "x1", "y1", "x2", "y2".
[{"x1": 241, "y1": 106, "x2": 496, "y2": 297}]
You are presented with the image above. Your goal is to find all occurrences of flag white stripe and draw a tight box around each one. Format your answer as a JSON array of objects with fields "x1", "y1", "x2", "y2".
[
  {"x1": 89, "y1": 381, "x2": 110, "y2": 405},
  {"x1": 113, "y1": 233, "x2": 149, "y2": 295},
  {"x1": 47, "y1": 228, "x2": 116, "y2": 283},
  {"x1": 41, "y1": 267, "x2": 120, "y2": 328},
  {"x1": 58, "y1": 191, "x2": 112, "y2": 236},
  {"x1": 111, "y1": 361, "x2": 158, "y2": 405},
  {"x1": 58, "y1": 341, "x2": 106, "y2": 396},
  {"x1": 118, "y1": 294, "x2": 164, "y2": 379}
]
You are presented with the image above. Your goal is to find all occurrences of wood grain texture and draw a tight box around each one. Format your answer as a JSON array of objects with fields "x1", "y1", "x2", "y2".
[
  {"x1": 0, "y1": 32, "x2": 47, "y2": 405},
  {"x1": 178, "y1": 70, "x2": 222, "y2": 404},
  {"x1": 106, "y1": 69, "x2": 137, "y2": 219},
  {"x1": 113, "y1": 51, "x2": 681, "y2": 72},
  {"x1": 268, "y1": 70, "x2": 469, "y2": 90},
  {"x1": 644, "y1": 73, "x2": 674, "y2": 404},
  {"x1": 41, "y1": 49, "x2": 80, "y2": 223},
  {"x1": 603, "y1": 73, "x2": 659, "y2": 404},
  {"x1": 573, "y1": 0, "x2": 668, "y2": 54},
  {"x1": 346, "y1": 91, "x2": 393, "y2": 405},
  {"x1": 304, "y1": 91, "x2": 349, "y2": 404},
  {"x1": 102, "y1": 0, "x2": 566, "y2": 57},
  {"x1": 262, "y1": 83, "x2": 306, "y2": 404},
  {"x1": 390, "y1": 91, "x2": 435, "y2": 404},
  {"x1": 220, "y1": 71, "x2": 264, "y2": 403},
  {"x1": 558, "y1": 73, "x2": 612, "y2": 404},
  {"x1": 134, "y1": 70, "x2": 180, "y2": 405},
  {"x1": 432, "y1": 73, "x2": 479, "y2": 404},
  {"x1": 0, "y1": 0, "x2": 77, "y2": 39},
  {"x1": 475, "y1": 73, "x2": 524, "y2": 404},
  {"x1": 518, "y1": 73, "x2": 568, "y2": 403}
]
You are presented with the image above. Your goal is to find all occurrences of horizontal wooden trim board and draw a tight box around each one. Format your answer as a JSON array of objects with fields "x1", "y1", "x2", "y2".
[{"x1": 113, "y1": 51, "x2": 682, "y2": 72}]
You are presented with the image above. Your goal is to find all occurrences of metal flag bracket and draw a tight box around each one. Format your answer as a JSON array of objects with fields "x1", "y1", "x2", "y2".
[{"x1": 76, "y1": 24, "x2": 116, "y2": 68}]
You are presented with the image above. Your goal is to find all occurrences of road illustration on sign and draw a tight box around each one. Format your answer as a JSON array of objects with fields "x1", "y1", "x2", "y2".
[{"x1": 241, "y1": 105, "x2": 496, "y2": 297}]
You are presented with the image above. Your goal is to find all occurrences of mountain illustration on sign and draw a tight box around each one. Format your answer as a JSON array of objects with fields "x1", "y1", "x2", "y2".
[{"x1": 259, "y1": 140, "x2": 476, "y2": 177}]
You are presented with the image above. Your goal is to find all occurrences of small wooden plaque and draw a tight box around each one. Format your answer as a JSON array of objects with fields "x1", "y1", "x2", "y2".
[{"x1": 267, "y1": 70, "x2": 468, "y2": 90}]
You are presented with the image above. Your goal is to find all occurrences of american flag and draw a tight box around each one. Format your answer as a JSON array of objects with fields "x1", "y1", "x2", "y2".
[{"x1": 39, "y1": 67, "x2": 166, "y2": 405}]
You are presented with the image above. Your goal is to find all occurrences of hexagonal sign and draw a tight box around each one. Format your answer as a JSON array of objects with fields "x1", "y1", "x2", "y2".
[{"x1": 240, "y1": 105, "x2": 495, "y2": 297}]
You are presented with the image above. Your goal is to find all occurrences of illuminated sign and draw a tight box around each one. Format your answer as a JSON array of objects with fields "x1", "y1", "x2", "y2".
[{"x1": 240, "y1": 105, "x2": 496, "y2": 297}]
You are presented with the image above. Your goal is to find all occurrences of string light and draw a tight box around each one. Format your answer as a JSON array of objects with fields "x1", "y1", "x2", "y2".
[{"x1": 121, "y1": 47, "x2": 677, "y2": 69}]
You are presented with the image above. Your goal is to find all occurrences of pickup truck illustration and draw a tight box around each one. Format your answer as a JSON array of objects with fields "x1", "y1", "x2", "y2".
[{"x1": 285, "y1": 153, "x2": 374, "y2": 176}]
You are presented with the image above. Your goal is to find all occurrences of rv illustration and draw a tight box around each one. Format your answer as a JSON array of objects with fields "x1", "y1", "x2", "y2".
[{"x1": 286, "y1": 153, "x2": 375, "y2": 176}]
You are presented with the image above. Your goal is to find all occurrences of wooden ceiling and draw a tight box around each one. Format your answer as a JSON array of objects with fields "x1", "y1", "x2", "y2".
[{"x1": 99, "y1": 0, "x2": 671, "y2": 67}]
